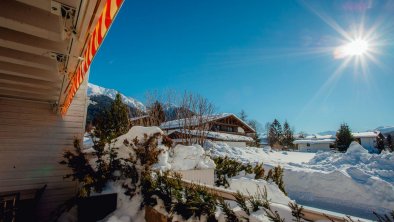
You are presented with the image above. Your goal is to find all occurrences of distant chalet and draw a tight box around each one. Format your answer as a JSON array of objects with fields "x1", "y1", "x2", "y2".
[{"x1": 160, "y1": 113, "x2": 255, "y2": 147}]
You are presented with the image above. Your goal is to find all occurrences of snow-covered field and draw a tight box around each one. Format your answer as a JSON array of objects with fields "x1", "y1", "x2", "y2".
[
  {"x1": 206, "y1": 141, "x2": 394, "y2": 219},
  {"x1": 81, "y1": 128, "x2": 393, "y2": 221}
]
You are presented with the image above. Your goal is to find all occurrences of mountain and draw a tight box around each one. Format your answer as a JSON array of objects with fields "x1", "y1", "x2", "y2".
[
  {"x1": 88, "y1": 83, "x2": 146, "y2": 112},
  {"x1": 162, "y1": 103, "x2": 194, "y2": 121},
  {"x1": 86, "y1": 83, "x2": 185, "y2": 125},
  {"x1": 316, "y1": 131, "x2": 337, "y2": 136},
  {"x1": 374, "y1": 126, "x2": 394, "y2": 136}
]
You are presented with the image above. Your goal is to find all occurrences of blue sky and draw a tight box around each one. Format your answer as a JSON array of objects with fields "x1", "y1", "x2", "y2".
[{"x1": 90, "y1": 0, "x2": 394, "y2": 133}]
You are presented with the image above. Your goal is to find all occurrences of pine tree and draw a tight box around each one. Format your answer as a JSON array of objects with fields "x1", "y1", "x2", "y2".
[
  {"x1": 336, "y1": 123, "x2": 354, "y2": 152},
  {"x1": 282, "y1": 121, "x2": 294, "y2": 148},
  {"x1": 95, "y1": 93, "x2": 130, "y2": 142},
  {"x1": 149, "y1": 100, "x2": 165, "y2": 126},
  {"x1": 268, "y1": 119, "x2": 282, "y2": 147},
  {"x1": 248, "y1": 119, "x2": 262, "y2": 147},
  {"x1": 376, "y1": 134, "x2": 385, "y2": 153},
  {"x1": 387, "y1": 135, "x2": 393, "y2": 152}
]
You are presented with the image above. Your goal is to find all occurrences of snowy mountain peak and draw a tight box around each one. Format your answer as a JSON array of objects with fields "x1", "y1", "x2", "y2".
[
  {"x1": 374, "y1": 126, "x2": 394, "y2": 135},
  {"x1": 87, "y1": 83, "x2": 146, "y2": 111}
]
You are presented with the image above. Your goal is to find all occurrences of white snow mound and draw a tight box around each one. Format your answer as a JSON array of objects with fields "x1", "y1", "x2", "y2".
[{"x1": 169, "y1": 144, "x2": 216, "y2": 171}]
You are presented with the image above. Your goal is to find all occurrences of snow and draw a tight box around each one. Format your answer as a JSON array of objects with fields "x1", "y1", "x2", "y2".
[
  {"x1": 83, "y1": 133, "x2": 94, "y2": 149},
  {"x1": 205, "y1": 141, "x2": 315, "y2": 165},
  {"x1": 352, "y1": 131, "x2": 380, "y2": 138},
  {"x1": 88, "y1": 83, "x2": 146, "y2": 111},
  {"x1": 100, "y1": 182, "x2": 146, "y2": 222},
  {"x1": 293, "y1": 139, "x2": 335, "y2": 144},
  {"x1": 168, "y1": 144, "x2": 216, "y2": 171},
  {"x1": 205, "y1": 141, "x2": 394, "y2": 219},
  {"x1": 80, "y1": 127, "x2": 393, "y2": 220},
  {"x1": 229, "y1": 174, "x2": 291, "y2": 205},
  {"x1": 170, "y1": 129, "x2": 254, "y2": 142},
  {"x1": 83, "y1": 126, "x2": 217, "y2": 173}
]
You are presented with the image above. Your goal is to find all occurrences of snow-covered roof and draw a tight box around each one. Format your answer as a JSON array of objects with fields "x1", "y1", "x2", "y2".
[
  {"x1": 130, "y1": 115, "x2": 150, "y2": 121},
  {"x1": 160, "y1": 113, "x2": 255, "y2": 132},
  {"x1": 169, "y1": 130, "x2": 254, "y2": 142},
  {"x1": 305, "y1": 134, "x2": 336, "y2": 139},
  {"x1": 293, "y1": 139, "x2": 335, "y2": 144},
  {"x1": 352, "y1": 131, "x2": 380, "y2": 138}
]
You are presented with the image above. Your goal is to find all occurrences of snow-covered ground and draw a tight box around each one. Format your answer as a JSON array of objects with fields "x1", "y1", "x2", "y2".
[
  {"x1": 206, "y1": 141, "x2": 394, "y2": 220},
  {"x1": 81, "y1": 128, "x2": 393, "y2": 221}
]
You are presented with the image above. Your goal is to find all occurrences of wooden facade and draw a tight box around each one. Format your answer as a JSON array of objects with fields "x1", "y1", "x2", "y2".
[
  {"x1": 130, "y1": 115, "x2": 156, "y2": 127},
  {"x1": 209, "y1": 115, "x2": 255, "y2": 135},
  {"x1": 0, "y1": 0, "x2": 123, "y2": 220},
  {"x1": 0, "y1": 80, "x2": 88, "y2": 220}
]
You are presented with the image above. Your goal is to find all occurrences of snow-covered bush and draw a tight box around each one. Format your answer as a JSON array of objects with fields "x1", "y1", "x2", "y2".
[{"x1": 213, "y1": 156, "x2": 286, "y2": 195}]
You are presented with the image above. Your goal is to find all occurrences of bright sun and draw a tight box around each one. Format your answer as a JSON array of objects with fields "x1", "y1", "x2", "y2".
[
  {"x1": 343, "y1": 39, "x2": 369, "y2": 56},
  {"x1": 334, "y1": 38, "x2": 370, "y2": 59}
]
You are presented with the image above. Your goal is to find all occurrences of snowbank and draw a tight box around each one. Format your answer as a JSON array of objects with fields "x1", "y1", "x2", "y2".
[
  {"x1": 229, "y1": 174, "x2": 291, "y2": 205},
  {"x1": 80, "y1": 127, "x2": 218, "y2": 221},
  {"x1": 168, "y1": 144, "x2": 216, "y2": 171},
  {"x1": 205, "y1": 141, "x2": 394, "y2": 219},
  {"x1": 100, "y1": 182, "x2": 145, "y2": 222},
  {"x1": 204, "y1": 141, "x2": 315, "y2": 166},
  {"x1": 84, "y1": 126, "x2": 216, "y2": 172}
]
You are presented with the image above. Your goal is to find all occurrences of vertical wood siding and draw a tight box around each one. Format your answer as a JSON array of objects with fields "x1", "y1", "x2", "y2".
[{"x1": 0, "y1": 81, "x2": 88, "y2": 221}]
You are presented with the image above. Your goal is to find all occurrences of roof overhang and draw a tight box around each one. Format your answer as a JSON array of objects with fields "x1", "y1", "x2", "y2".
[{"x1": 0, "y1": 0, "x2": 123, "y2": 115}]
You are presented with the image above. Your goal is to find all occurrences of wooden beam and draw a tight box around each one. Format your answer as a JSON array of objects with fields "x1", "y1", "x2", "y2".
[
  {"x1": 179, "y1": 179, "x2": 352, "y2": 222},
  {"x1": 0, "y1": 27, "x2": 68, "y2": 56},
  {"x1": 16, "y1": 0, "x2": 80, "y2": 11},
  {"x1": 0, "y1": 47, "x2": 57, "y2": 71},
  {"x1": 0, "y1": 72, "x2": 61, "y2": 90},
  {"x1": 0, "y1": 82, "x2": 59, "y2": 96},
  {"x1": 0, "y1": 89, "x2": 58, "y2": 102},
  {"x1": 0, "y1": 61, "x2": 60, "y2": 82},
  {"x1": 0, "y1": 0, "x2": 62, "y2": 41}
]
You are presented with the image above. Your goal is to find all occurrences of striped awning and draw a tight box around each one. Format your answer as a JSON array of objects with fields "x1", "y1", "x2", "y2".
[{"x1": 60, "y1": 0, "x2": 123, "y2": 115}]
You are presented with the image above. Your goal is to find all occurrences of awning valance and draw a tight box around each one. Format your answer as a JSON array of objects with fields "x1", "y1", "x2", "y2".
[{"x1": 60, "y1": 0, "x2": 123, "y2": 115}]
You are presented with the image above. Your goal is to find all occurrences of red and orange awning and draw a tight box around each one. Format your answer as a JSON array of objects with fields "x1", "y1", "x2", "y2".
[{"x1": 60, "y1": 0, "x2": 123, "y2": 115}]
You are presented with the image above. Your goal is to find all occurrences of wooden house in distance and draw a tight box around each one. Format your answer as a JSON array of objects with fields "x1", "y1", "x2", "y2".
[
  {"x1": 130, "y1": 115, "x2": 156, "y2": 127},
  {"x1": 160, "y1": 113, "x2": 256, "y2": 147}
]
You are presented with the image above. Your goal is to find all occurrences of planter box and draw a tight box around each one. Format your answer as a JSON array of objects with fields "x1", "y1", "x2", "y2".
[
  {"x1": 77, "y1": 193, "x2": 117, "y2": 222},
  {"x1": 145, "y1": 206, "x2": 168, "y2": 222},
  {"x1": 176, "y1": 168, "x2": 215, "y2": 186}
]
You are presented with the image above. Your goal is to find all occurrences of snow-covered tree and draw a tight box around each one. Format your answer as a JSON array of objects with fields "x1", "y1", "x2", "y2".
[
  {"x1": 376, "y1": 134, "x2": 385, "y2": 153},
  {"x1": 282, "y1": 120, "x2": 294, "y2": 148},
  {"x1": 336, "y1": 123, "x2": 354, "y2": 152},
  {"x1": 268, "y1": 119, "x2": 282, "y2": 147},
  {"x1": 386, "y1": 134, "x2": 393, "y2": 152},
  {"x1": 95, "y1": 93, "x2": 130, "y2": 142},
  {"x1": 248, "y1": 119, "x2": 262, "y2": 147}
]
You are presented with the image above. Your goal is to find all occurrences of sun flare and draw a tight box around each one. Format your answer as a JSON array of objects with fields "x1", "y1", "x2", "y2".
[
  {"x1": 343, "y1": 39, "x2": 369, "y2": 56},
  {"x1": 334, "y1": 38, "x2": 371, "y2": 59}
]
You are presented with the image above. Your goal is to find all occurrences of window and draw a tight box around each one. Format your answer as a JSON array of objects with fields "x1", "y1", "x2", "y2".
[{"x1": 307, "y1": 143, "x2": 310, "y2": 147}]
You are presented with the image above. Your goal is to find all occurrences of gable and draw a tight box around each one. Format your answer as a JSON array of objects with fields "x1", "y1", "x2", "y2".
[{"x1": 211, "y1": 115, "x2": 255, "y2": 133}]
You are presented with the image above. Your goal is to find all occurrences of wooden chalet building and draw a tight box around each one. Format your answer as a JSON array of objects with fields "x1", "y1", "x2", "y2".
[
  {"x1": 130, "y1": 115, "x2": 156, "y2": 127},
  {"x1": 0, "y1": 0, "x2": 123, "y2": 220},
  {"x1": 160, "y1": 113, "x2": 256, "y2": 147}
]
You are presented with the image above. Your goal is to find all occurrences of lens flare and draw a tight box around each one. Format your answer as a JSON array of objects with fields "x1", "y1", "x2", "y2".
[
  {"x1": 334, "y1": 39, "x2": 370, "y2": 59},
  {"x1": 344, "y1": 39, "x2": 369, "y2": 56}
]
